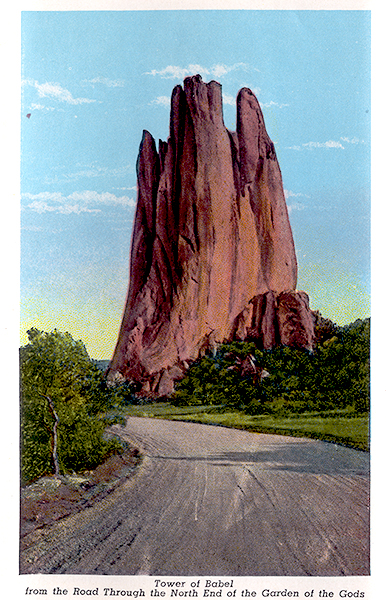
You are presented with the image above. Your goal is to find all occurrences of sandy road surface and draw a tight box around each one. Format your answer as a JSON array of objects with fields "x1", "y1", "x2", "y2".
[{"x1": 20, "y1": 417, "x2": 369, "y2": 576}]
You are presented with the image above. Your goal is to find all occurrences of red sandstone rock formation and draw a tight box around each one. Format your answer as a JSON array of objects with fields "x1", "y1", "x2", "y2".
[{"x1": 109, "y1": 75, "x2": 314, "y2": 395}]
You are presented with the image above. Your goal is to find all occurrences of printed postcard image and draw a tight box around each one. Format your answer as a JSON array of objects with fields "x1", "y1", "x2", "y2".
[{"x1": 3, "y1": 1, "x2": 379, "y2": 599}]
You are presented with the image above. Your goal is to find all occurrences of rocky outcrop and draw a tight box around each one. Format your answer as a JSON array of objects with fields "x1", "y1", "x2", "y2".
[
  {"x1": 231, "y1": 290, "x2": 315, "y2": 351},
  {"x1": 109, "y1": 75, "x2": 314, "y2": 395}
]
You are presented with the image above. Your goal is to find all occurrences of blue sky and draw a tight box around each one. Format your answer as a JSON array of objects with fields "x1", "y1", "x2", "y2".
[{"x1": 20, "y1": 10, "x2": 371, "y2": 359}]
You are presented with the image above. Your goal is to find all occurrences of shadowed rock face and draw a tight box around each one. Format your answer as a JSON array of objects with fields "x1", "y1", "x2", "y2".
[{"x1": 109, "y1": 75, "x2": 314, "y2": 395}]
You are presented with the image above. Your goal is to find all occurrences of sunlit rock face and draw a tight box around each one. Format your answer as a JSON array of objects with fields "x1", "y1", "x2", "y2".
[{"x1": 109, "y1": 75, "x2": 314, "y2": 395}]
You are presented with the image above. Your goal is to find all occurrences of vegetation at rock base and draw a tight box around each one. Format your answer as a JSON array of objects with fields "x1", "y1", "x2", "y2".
[
  {"x1": 20, "y1": 329, "x2": 124, "y2": 485},
  {"x1": 20, "y1": 317, "x2": 370, "y2": 485},
  {"x1": 116, "y1": 317, "x2": 370, "y2": 451},
  {"x1": 171, "y1": 318, "x2": 370, "y2": 416}
]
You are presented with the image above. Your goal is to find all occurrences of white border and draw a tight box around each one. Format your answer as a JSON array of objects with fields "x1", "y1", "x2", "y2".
[{"x1": 2, "y1": 1, "x2": 384, "y2": 598}]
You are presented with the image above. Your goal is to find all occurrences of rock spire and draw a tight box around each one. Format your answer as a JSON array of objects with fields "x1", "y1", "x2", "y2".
[{"x1": 109, "y1": 75, "x2": 314, "y2": 395}]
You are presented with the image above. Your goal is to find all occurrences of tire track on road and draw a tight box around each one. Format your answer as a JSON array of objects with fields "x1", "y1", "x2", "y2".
[{"x1": 20, "y1": 417, "x2": 370, "y2": 575}]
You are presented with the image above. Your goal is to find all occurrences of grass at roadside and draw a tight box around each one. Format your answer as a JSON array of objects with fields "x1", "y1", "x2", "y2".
[{"x1": 122, "y1": 403, "x2": 369, "y2": 452}]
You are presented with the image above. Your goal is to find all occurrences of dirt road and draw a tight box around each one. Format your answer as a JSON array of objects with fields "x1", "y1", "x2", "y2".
[{"x1": 20, "y1": 417, "x2": 369, "y2": 576}]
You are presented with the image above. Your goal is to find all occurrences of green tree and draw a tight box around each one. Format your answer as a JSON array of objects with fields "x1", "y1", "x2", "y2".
[
  {"x1": 20, "y1": 328, "x2": 121, "y2": 484},
  {"x1": 172, "y1": 318, "x2": 370, "y2": 416}
]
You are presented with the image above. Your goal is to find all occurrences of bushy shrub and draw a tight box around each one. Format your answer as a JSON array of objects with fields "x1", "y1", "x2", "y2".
[
  {"x1": 108, "y1": 380, "x2": 138, "y2": 406},
  {"x1": 172, "y1": 318, "x2": 370, "y2": 416},
  {"x1": 173, "y1": 342, "x2": 265, "y2": 410},
  {"x1": 20, "y1": 329, "x2": 123, "y2": 484}
]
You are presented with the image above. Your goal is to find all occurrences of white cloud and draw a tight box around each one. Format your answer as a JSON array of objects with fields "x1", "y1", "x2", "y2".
[
  {"x1": 150, "y1": 96, "x2": 171, "y2": 108},
  {"x1": 30, "y1": 103, "x2": 55, "y2": 112},
  {"x1": 68, "y1": 191, "x2": 136, "y2": 208},
  {"x1": 22, "y1": 79, "x2": 96, "y2": 105},
  {"x1": 43, "y1": 163, "x2": 132, "y2": 185},
  {"x1": 284, "y1": 189, "x2": 310, "y2": 200},
  {"x1": 83, "y1": 76, "x2": 125, "y2": 88},
  {"x1": 145, "y1": 62, "x2": 255, "y2": 80},
  {"x1": 287, "y1": 139, "x2": 345, "y2": 151},
  {"x1": 21, "y1": 225, "x2": 44, "y2": 232},
  {"x1": 251, "y1": 87, "x2": 262, "y2": 97},
  {"x1": 287, "y1": 202, "x2": 305, "y2": 215},
  {"x1": 303, "y1": 140, "x2": 344, "y2": 149},
  {"x1": 26, "y1": 200, "x2": 101, "y2": 215},
  {"x1": 222, "y1": 94, "x2": 236, "y2": 106},
  {"x1": 21, "y1": 224, "x2": 63, "y2": 234},
  {"x1": 260, "y1": 100, "x2": 289, "y2": 109},
  {"x1": 23, "y1": 192, "x2": 64, "y2": 202},
  {"x1": 22, "y1": 191, "x2": 136, "y2": 215},
  {"x1": 114, "y1": 186, "x2": 138, "y2": 192},
  {"x1": 341, "y1": 136, "x2": 365, "y2": 144},
  {"x1": 145, "y1": 66, "x2": 192, "y2": 79},
  {"x1": 284, "y1": 189, "x2": 309, "y2": 215},
  {"x1": 211, "y1": 63, "x2": 252, "y2": 77}
]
